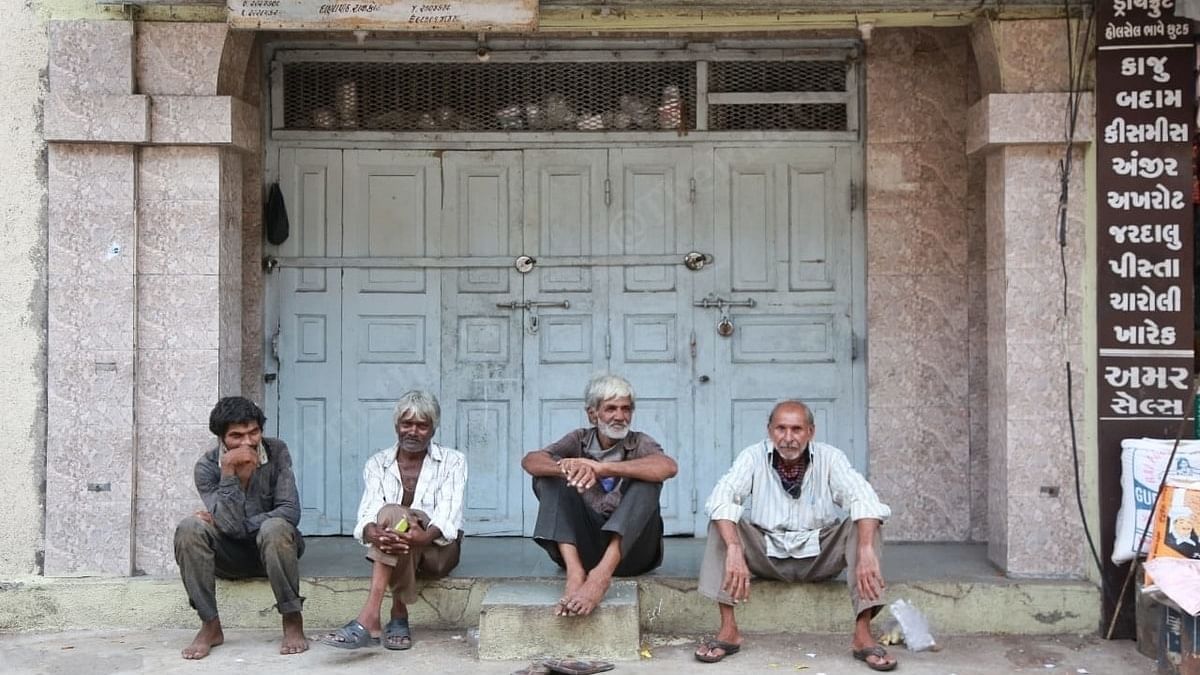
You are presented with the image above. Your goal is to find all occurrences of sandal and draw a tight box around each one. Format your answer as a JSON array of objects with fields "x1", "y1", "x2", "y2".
[
  {"x1": 694, "y1": 637, "x2": 742, "y2": 663},
  {"x1": 319, "y1": 620, "x2": 378, "y2": 650},
  {"x1": 383, "y1": 617, "x2": 412, "y2": 651},
  {"x1": 852, "y1": 644, "x2": 898, "y2": 671}
]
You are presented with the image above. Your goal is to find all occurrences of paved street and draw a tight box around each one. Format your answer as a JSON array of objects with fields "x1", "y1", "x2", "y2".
[{"x1": 0, "y1": 628, "x2": 1156, "y2": 675}]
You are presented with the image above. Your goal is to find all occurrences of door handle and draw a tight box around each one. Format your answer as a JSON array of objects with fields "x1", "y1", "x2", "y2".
[
  {"x1": 495, "y1": 300, "x2": 571, "y2": 311},
  {"x1": 528, "y1": 300, "x2": 570, "y2": 309},
  {"x1": 693, "y1": 295, "x2": 756, "y2": 310}
]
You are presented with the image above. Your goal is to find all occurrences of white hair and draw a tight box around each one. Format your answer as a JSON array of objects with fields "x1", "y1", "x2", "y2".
[
  {"x1": 584, "y1": 373, "x2": 636, "y2": 411},
  {"x1": 392, "y1": 390, "x2": 441, "y2": 430}
]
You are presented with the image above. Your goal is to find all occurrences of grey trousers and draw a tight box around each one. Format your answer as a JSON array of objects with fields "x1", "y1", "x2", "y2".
[
  {"x1": 174, "y1": 515, "x2": 306, "y2": 622},
  {"x1": 697, "y1": 517, "x2": 886, "y2": 618},
  {"x1": 367, "y1": 503, "x2": 462, "y2": 604},
  {"x1": 532, "y1": 476, "x2": 664, "y2": 576}
]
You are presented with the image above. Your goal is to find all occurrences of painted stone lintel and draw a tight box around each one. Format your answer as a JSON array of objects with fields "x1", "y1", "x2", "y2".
[{"x1": 966, "y1": 92, "x2": 1094, "y2": 155}]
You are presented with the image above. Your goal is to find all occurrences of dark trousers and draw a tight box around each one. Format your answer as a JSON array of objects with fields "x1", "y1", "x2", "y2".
[
  {"x1": 532, "y1": 476, "x2": 664, "y2": 576},
  {"x1": 174, "y1": 515, "x2": 306, "y2": 622}
]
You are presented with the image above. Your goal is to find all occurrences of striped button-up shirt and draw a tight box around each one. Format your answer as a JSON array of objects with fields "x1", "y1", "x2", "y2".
[
  {"x1": 706, "y1": 440, "x2": 890, "y2": 559},
  {"x1": 353, "y1": 442, "x2": 468, "y2": 547}
]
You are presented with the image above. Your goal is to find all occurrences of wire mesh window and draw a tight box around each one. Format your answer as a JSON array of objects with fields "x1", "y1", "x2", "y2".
[
  {"x1": 709, "y1": 60, "x2": 848, "y2": 93},
  {"x1": 282, "y1": 61, "x2": 696, "y2": 132},
  {"x1": 710, "y1": 104, "x2": 847, "y2": 132}
]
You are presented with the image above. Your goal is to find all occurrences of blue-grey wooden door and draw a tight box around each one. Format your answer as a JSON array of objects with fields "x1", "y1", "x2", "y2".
[
  {"x1": 695, "y1": 146, "x2": 862, "y2": 517},
  {"x1": 438, "y1": 150, "x2": 527, "y2": 535},
  {"x1": 274, "y1": 147, "x2": 345, "y2": 535}
]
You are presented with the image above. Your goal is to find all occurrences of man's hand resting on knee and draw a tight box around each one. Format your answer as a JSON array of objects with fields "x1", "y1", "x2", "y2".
[{"x1": 722, "y1": 543, "x2": 751, "y2": 603}]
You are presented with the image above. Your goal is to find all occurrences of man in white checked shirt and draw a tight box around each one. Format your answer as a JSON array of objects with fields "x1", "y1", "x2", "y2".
[
  {"x1": 320, "y1": 390, "x2": 467, "y2": 652},
  {"x1": 694, "y1": 400, "x2": 897, "y2": 671}
]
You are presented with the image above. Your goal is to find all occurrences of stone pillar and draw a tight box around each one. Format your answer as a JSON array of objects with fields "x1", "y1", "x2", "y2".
[
  {"x1": 967, "y1": 17, "x2": 1095, "y2": 577},
  {"x1": 969, "y1": 91, "x2": 1092, "y2": 575},
  {"x1": 44, "y1": 20, "x2": 254, "y2": 575},
  {"x1": 133, "y1": 23, "x2": 254, "y2": 574},
  {"x1": 44, "y1": 21, "x2": 144, "y2": 576}
]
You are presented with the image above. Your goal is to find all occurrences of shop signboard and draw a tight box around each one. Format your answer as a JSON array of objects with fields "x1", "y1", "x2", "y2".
[
  {"x1": 228, "y1": 0, "x2": 537, "y2": 31},
  {"x1": 1097, "y1": 0, "x2": 1196, "y2": 637}
]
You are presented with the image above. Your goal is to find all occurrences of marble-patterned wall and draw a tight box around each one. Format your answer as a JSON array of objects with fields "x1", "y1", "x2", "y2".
[
  {"x1": 45, "y1": 144, "x2": 138, "y2": 576},
  {"x1": 44, "y1": 21, "x2": 140, "y2": 576},
  {"x1": 987, "y1": 144, "x2": 1087, "y2": 576},
  {"x1": 865, "y1": 27, "x2": 972, "y2": 541},
  {"x1": 135, "y1": 146, "x2": 231, "y2": 574}
]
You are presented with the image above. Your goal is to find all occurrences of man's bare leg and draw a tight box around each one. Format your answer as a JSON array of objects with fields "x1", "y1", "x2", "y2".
[
  {"x1": 354, "y1": 557, "x2": 396, "y2": 635},
  {"x1": 563, "y1": 535, "x2": 621, "y2": 617},
  {"x1": 695, "y1": 603, "x2": 742, "y2": 660},
  {"x1": 181, "y1": 616, "x2": 224, "y2": 660},
  {"x1": 554, "y1": 543, "x2": 589, "y2": 616},
  {"x1": 280, "y1": 612, "x2": 308, "y2": 655},
  {"x1": 850, "y1": 609, "x2": 895, "y2": 669},
  {"x1": 382, "y1": 564, "x2": 413, "y2": 649}
]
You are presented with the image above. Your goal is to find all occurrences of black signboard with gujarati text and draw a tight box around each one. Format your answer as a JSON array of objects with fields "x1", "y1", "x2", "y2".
[{"x1": 1097, "y1": 0, "x2": 1195, "y2": 639}]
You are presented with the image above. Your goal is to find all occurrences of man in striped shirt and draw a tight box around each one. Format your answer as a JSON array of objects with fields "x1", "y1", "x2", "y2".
[
  {"x1": 320, "y1": 391, "x2": 467, "y2": 652},
  {"x1": 694, "y1": 400, "x2": 896, "y2": 671}
]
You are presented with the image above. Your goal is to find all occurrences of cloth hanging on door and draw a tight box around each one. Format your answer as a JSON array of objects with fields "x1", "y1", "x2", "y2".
[{"x1": 266, "y1": 183, "x2": 290, "y2": 245}]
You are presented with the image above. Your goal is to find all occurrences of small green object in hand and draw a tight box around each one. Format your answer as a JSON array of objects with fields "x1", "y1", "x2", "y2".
[{"x1": 393, "y1": 517, "x2": 409, "y2": 533}]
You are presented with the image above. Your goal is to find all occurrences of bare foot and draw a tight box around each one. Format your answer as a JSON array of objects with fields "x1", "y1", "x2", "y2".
[
  {"x1": 280, "y1": 612, "x2": 309, "y2": 655},
  {"x1": 556, "y1": 570, "x2": 587, "y2": 616},
  {"x1": 181, "y1": 617, "x2": 224, "y2": 660},
  {"x1": 564, "y1": 571, "x2": 611, "y2": 616}
]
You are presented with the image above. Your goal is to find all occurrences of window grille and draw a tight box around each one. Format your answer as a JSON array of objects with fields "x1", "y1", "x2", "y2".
[{"x1": 277, "y1": 52, "x2": 854, "y2": 133}]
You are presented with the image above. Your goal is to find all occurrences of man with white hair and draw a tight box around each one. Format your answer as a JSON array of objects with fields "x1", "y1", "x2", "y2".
[
  {"x1": 321, "y1": 390, "x2": 467, "y2": 651},
  {"x1": 522, "y1": 373, "x2": 678, "y2": 616},
  {"x1": 694, "y1": 399, "x2": 895, "y2": 671}
]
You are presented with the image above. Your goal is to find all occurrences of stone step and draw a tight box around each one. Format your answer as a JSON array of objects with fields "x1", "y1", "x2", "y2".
[
  {"x1": 0, "y1": 575, "x2": 1099, "y2": 637},
  {"x1": 477, "y1": 580, "x2": 641, "y2": 661}
]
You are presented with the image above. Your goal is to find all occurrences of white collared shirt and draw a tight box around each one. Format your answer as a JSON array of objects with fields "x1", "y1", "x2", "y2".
[
  {"x1": 705, "y1": 440, "x2": 891, "y2": 559},
  {"x1": 353, "y1": 442, "x2": 468, "y2": 547}
]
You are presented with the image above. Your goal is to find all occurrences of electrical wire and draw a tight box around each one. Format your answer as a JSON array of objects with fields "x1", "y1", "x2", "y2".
[{"x1": 1056, "y1": 0, "x2": 1113, "y2": 611}]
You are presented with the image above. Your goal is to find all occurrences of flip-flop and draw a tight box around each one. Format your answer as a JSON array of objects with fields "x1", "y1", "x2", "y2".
[
  {"x1": 541, "y1": 659, "x2": 615, "y2": 675},
  {"x1": 852, "y1": 645, "x2": 898, "y2": 671},
  {"x1": 383, "y1": 617, "x2": 412, "y2": 651},
  {"x1": 694, "y1": 637, "x2": 742, "y2": 663},
  {"x1": 319, "y1": 620, "x2": 378, "y2": 650}
]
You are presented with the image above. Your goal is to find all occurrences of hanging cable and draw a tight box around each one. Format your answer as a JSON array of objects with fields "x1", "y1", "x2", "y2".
[{"x1": 1056, "y1": 0, "x2": 1112, "y2": 611}]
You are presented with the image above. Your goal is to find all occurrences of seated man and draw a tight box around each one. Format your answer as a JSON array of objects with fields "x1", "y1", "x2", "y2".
[
  {"x1": 695, "y1": 400, "x2": 897, "y2": 672},
  {"x1": 321, "y1": 390, "x2": 467, "y2": 651},
  {"x1": 522, "y1": 373, "x2": 678, "y2": 617},
  {"x1": 174, "y1": 396, "x2": 307, "y2": 659}
]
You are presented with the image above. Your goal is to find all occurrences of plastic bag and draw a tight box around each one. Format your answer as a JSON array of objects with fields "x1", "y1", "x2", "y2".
[{"x1": 889, "y1": 598, "x2": 937, "y2": 652}]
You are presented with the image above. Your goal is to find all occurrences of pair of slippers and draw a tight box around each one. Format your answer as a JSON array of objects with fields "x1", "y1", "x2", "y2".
[
  {"x1": 319, "y1": 618, "x2": 412, "y2": 650},
  {"x1": 695, "y1": 638, "x2": 896, "y2": 671},
  {"x1": 511, "y1": 659, "x2": 615, "y2": 675}
]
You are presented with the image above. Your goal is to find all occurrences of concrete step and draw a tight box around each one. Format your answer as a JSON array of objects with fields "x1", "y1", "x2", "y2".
[
  {"x1": 477, "y1": 580, "x2": 640, "y2": 661},
  {"x1": 0, "y1": 574, "x2": 1099, "y2": 637}
]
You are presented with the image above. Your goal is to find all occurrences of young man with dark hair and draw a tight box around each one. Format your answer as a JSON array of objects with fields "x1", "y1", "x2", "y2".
[{"x1": 174, "y1": 396, "x2": 307, "y2": 659}]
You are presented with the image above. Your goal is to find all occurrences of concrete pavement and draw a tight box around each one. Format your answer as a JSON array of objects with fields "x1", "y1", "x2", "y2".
[{"x1": 0, "y1": 628, "x2": 1155, "y2": 675}]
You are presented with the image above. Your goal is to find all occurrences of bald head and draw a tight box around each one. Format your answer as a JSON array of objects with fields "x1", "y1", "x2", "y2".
[{"x1": 768, "y1": 400, "x2": 814, "y2": 427}]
